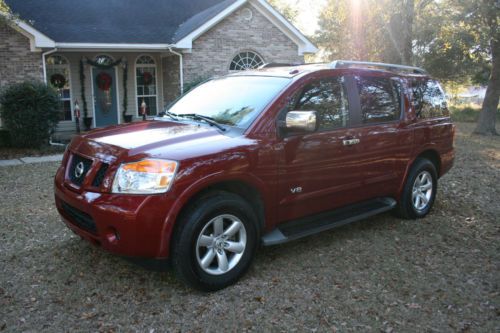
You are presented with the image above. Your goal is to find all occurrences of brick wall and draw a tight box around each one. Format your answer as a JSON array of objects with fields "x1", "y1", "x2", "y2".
[
  {"x1": 182, "y1": 4, "x2": 304, "y2": 86},
  {"x1": 0, "y1": 23, "x2": 43, "y2": 88}
]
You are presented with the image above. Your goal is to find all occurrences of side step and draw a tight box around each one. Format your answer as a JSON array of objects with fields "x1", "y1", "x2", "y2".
[{"x1": 261, "y1": 197, "x2": 397, "y2": 246}]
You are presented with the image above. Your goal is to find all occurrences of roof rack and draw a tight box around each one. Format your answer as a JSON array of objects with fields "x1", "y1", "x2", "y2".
[
  {"x1": 259, "y1": 62, "x2": 302, "y2": 69},
  {"x1": 331, "y1": 60, "x2": 427, "y2": 74}
]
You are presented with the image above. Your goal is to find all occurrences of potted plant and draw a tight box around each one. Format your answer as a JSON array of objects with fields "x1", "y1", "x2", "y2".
[
  {"x1": 83, "y1": 117, "x2": 93, "y2": 131},
  {"x1": 124, "y1": 114, "x2": 133, "y2": 123}
]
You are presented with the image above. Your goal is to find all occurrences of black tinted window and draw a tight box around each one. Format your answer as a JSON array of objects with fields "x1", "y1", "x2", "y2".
[
  {"x1": 411, "y1": 79, "x2": 449, "y2": 119},
  {"x1": 295, "y1": 77, "x2": 349, "y2": 130},
  {"x1": 356, "y1": 76, "x2": 401, "y2": 124}
]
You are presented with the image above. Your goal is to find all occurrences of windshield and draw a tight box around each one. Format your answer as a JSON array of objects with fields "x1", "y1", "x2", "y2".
[{"x1": 167, "y1": 76, "x2": 291, "y2": 128}]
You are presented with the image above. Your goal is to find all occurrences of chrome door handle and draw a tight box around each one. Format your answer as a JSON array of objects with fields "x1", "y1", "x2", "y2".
[{"x1": 343, "y1": 138, "x2": 360, "y2": 146}]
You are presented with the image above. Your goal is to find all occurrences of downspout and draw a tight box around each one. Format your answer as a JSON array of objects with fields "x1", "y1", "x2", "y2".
[
  {"x1": 168, "y1": 47, "x2": 184, "y2": 95},
  {"x1": 42, "y1": 48, "x2": 58, "y2": 83}
]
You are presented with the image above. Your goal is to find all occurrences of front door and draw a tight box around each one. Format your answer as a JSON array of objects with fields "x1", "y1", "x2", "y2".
[
  {"x1": 277, "y1": 75, "x2": 363, "y2": 222},
  {"x1": 92, "y1": 67, "x2": 118, "y2": 127}
]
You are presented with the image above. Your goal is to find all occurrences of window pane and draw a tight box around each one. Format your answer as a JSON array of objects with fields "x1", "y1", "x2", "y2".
[
  {"x1": 412, "y1": 79, "x2": 449, "y2": 119},
  {"x1": 168, "y1": 76, "x2": 291, "y2": 128},
  {"x1": 230, "y1": 51, "x2": 265, "y2": 71},
  {"x1": 137, "y1": 97, "x2": 157, "y2": 116},
  {"x1": 295, "y1": 77, "x2": 349, "y2": 130},
  {"x1": 356, "y1": 76, "x2": 401, "y2": 124},
  {"x1": 136, "y1": 67, "x2": 156, "y2": 96}
]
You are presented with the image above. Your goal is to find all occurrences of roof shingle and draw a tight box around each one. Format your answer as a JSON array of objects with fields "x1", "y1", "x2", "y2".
[{"x1": 5, "y1": 0, "x2": 238, "y2": 44}]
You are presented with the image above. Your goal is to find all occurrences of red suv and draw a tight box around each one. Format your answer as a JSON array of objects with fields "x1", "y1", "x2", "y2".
[{"x1": 54, "y1": 61, "x2": 455, "y2": 291}]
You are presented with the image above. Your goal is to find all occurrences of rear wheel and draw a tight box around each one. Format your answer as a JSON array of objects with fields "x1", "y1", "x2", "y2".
[
  {"x1": 172, "y1": 191, "x2": 258, "y2": 291},
  {"x1": 397, "y1": 158, "x2": 438, "y2": 219}
]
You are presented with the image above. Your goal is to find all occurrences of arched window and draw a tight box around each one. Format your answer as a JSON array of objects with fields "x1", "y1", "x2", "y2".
[
  {"x1": 135, "y1": 55, "x2": 157, "y2": 116},
  {"x1": 46, "y1": 55, "x2": 72, "y2": 121},
  {"x1": 229, "y1": 51, "x2": 265, "y2": 71}
]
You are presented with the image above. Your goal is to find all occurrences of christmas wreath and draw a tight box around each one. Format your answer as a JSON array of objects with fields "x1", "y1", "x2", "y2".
[
  {"x1": 143, "y1": 71, "x2": 153, "y2": 86},
  {"x1": 97, "y1": 72, "x2": 112, "y2": 91},
  {"x1": 50, "y1": 73, "x2": 66, "y2": 89}
]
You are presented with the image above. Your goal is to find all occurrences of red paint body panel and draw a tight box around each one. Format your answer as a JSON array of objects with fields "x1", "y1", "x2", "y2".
[{"x1": 54, "y1": 67, "x2": 455, "y2": 259}]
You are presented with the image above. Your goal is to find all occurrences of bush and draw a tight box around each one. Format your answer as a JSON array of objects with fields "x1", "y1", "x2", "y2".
[
  {"x1": 0, "y1": 81, "x2": 60, "y2": 148},
  {"x1": 0, "y1": 129, "x2": 11, "y2": 147}
]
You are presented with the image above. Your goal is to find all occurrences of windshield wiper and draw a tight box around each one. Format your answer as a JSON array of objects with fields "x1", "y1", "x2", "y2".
[
  {"x1": 176, "y1": 113, "x2": 227, "y2": 132},
  {"x1": 159, "y1": 110, "x2": 179, "y2": 121}
]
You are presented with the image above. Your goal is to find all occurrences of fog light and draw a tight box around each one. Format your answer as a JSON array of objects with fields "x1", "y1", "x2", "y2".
[{"x1": 105, "y1": 227, "x2": 120, "y2": 245}]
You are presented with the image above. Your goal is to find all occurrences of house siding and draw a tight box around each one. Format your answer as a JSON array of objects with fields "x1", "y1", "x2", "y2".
[
  {"x1": 0, "y1": 23, "x2": 43, "y2": 88},
  {"x1": 182, "y1": 4, "x2": 304, "y2": 86}
]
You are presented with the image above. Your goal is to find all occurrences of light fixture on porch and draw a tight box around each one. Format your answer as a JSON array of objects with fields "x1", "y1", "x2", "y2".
[{"x1": 141, "y1": 99, "x2": 147, "y2": 121}]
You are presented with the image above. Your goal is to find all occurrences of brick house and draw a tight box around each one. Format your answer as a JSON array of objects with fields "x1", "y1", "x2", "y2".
[{"x1": 0, "y1": 0, "x2": 316, "y2": 136}]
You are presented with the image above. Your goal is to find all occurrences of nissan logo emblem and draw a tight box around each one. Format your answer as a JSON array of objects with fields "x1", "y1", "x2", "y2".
[{"x1": 74, "y1": 161, "x2": 85, "y2": 179}]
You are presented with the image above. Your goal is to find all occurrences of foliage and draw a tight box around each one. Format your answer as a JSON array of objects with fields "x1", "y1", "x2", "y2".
[
  {"x1": 267, "y1": 0, "x2": 299, "y2": 22},
  {"x1": 183, "y1": 76, "x2": 211, "y2": 94},
  {"x1": 449, "y1": 105, "x2": 500, "y2": 123},
  {"x1": 0, "y1": 82, "x2": 60, "y2": 148},
  {"x1": 0, "y1": 129, "x2": 11, "y2": 147}
]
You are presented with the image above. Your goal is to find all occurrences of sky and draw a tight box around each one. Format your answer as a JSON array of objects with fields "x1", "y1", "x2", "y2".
[{"x1": 284, "y1": 0, "x2": 328, "y2": 36}]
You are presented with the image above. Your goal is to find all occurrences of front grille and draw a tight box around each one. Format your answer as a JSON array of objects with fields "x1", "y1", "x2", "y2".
[
  {"x1": 61, "y1": 201, "x2": 97, "y2": 235},
  {"x1": 92, "y1": 163, "x2": 109, "y2": 187},
  {"x1": 68, "y1": 154, "x2": 93, "y2": 186}
]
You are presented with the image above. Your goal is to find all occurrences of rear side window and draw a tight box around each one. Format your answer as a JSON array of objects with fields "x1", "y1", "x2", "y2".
[
  {"x1": 411, "y1": 79, "x2": 449, "y2": 119},
  {"x1": 356, "y1": 76, "x2": 402, "y2": 124},
  {"x1": 295, "y1": 77, "x2": 349, "y2": 130}
]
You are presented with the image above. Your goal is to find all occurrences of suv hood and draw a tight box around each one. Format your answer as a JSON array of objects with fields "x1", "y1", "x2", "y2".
[{"x1": 90, "y1": 121, "x2": 218, "y2": 149}]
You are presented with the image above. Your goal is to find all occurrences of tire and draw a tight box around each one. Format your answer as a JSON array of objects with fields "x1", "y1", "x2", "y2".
[
  {"x1": 172, "y1": 191, "x2": 259, "y2": 291},
  {"x1": 396, "y1": 158, "x2": 438, "y2": 219}
]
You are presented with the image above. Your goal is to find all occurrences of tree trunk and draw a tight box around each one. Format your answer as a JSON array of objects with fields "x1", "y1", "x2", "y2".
[
  {"x1": 474, "y1": 38, "x2": 500, "y2": 135},
  {"x1": 402, "y1": 0, "x2": 414, "y2": 65}
]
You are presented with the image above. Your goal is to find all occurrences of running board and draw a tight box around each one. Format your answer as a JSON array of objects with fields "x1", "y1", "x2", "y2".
[{"x1": 261, "y1": 197, "x2": 397, "y2": 246}]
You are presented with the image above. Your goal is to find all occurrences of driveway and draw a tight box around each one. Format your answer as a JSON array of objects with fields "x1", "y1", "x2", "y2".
[{"x1": 0, "y1": 123, "x2": 498, "y2": 332}]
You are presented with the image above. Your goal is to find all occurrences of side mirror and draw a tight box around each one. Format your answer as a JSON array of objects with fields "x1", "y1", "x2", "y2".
[{"x1": 285, "y1": 111, "x2": 318, "y2": 132}]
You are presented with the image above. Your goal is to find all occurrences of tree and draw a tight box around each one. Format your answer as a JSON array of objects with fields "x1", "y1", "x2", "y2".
[{"x1": 268, "y1": 0, "x2": 299, "y2": 22}]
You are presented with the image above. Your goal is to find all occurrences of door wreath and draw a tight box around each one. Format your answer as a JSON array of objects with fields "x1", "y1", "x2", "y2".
[{"x1": 97, "y1": 72, "x2": 112, "y2": 91}]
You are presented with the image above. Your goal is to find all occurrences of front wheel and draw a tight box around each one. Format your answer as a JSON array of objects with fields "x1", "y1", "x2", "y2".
[
  {"x1": 172, "y1": 191, "x2": 258, "y2": 291},
  {"x1": 397, "y1": 158, "x2": 438, "y2": 219}
]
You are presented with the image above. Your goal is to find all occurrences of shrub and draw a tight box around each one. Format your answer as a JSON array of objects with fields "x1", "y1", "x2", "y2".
[
  {"x1": 0, "y1": 129, "x2": 10, "y2": 147},
  {"x1": 0, "y1": 81, "x2": 60, "y2": 148}
]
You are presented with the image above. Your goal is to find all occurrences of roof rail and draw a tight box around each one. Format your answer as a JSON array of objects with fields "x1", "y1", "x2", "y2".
[
  {"x1": 331, "y1": 60, "x2": 427, "y2": 74},
  {"x1": 259, "y1": 62, "x2": 302, "y2": 69}
]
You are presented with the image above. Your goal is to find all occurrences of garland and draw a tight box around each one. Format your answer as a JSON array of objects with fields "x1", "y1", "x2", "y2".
[
  {"x1": 122, "y1": 62, "x2": 128, "y2": 117},
  {"x1": 79, "y1": 59, "x2": 89, "y2": 118},
  {"x1": 85, "y1": 57, "x2": 124, "y2": 69}
]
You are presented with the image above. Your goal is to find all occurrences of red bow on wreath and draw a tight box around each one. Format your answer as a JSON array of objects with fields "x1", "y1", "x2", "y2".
[
  {"x1": 97, "y1": 72, "x2": 112, "y2": 91},
  {"x1": 143, "y1": 72, "x2": 153, "y2": 86}
]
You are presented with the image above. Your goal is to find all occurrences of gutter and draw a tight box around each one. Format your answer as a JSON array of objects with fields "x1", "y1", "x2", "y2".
[
  {"x1": 168, "y1": 47, "x2": 184, "y2": 95},
  {"x1": 42, "y1": 48, "x2": 58, "y2": 83}
]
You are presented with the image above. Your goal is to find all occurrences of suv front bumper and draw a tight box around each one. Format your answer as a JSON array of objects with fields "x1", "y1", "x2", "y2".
[{"x1": 54, "y1": 166, "x2": 174, "y2": 258}]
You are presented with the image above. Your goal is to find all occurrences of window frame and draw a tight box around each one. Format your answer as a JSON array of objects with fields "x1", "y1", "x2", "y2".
[
  {"x1": 134, "y1": 54, "x2": 159, "y2": 117},
  {"x1": 229, "y1": 50, "x2": 265, "y2": 72},
  {"x1": 46, "y1": 55, "x2": 73, "y2": 122},
  {"x1": 411, "y1": 78, "x2": 450, "y2": 121},
  {"x1": 277, "y1": 74, "x2": 357, "y2": 138},
  {"x1": 351, "y1": 74, "x2": 405, "y2": 127}
]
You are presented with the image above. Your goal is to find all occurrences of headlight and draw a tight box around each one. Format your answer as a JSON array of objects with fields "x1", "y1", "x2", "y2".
[{"x1": 112, "y1": 159, "x2": 178, "y2": 194}]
